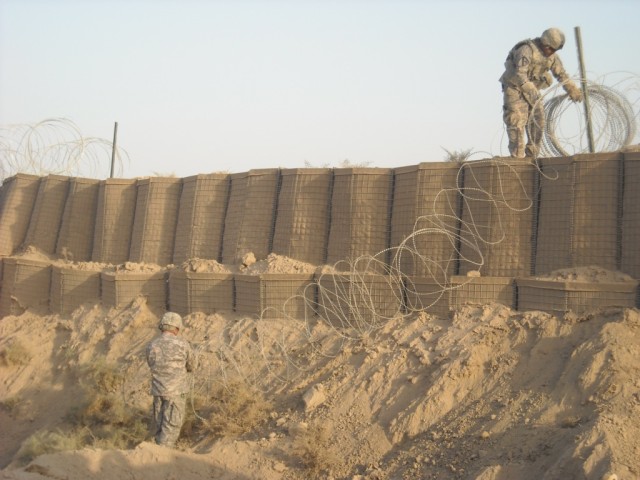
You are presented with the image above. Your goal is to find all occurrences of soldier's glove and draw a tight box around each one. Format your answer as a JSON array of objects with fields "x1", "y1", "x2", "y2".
[
  {"x1": 566, "y1": 83, "x2": 583, "y2": 103},
  {"x1": 520, "y1": 82, "x2": 540, "y2": 107}
]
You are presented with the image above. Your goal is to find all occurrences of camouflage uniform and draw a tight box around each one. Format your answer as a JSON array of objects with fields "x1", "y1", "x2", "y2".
[
  {"x1": 146, "y1": 332, "x2": 196, "y2": 447},
  {"x1": 500, "y1": 37, "x2": 579, "y2": 158}
]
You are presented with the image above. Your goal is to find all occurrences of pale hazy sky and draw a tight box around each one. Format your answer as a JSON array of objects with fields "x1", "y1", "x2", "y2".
[{"x1": 1, "y1": 0, "x2": 638, "y2": 179}]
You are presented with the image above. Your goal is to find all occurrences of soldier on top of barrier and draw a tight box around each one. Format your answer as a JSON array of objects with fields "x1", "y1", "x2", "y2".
[
  {"x1": 146, "y1": 311, "x2": 196, "y2": 447},
  {"x1": 500, "y1": 27, "x2": 583, "y2": 158}
]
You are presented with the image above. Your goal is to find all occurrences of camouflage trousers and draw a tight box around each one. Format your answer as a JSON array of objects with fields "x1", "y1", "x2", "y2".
[
  {"x1": 502, "y1": 86, "x2": 545, "y2": 158},
  {"x1": 152, "y1": 394, "x2": 187, "y2": 447}
]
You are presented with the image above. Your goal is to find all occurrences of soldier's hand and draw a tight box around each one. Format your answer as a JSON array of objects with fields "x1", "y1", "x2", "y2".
[{"x1": 567, "y1": 85, "x2": 583, "y2": 103}]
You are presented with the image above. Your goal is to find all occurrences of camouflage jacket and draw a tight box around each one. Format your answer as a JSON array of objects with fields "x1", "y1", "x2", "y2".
[
  {"x1": 146, "y1": 332, "x2": 196, "y2": 396},
  {"x1": 499, "y1": 38, "x2": 571, "y2": 90}
]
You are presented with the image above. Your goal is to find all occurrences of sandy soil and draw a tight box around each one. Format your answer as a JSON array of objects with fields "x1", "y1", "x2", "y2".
[{"x1": 0, "y1": 261, "x2": 639, "y2": 480}]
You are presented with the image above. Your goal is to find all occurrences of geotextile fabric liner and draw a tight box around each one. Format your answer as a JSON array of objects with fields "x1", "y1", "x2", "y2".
[
  {"x1": 221, "y1": 169, "x2": 280, "y2": 264},
  {"x1": 168, "y1": 270, "x2": 234, "y2": 316},
  {"x1": 0, "y1": 174, "x2": 41, "y2": 257},
  {"x1": 173, "y1": 174, "x2": 230, "y2": 264},
  {"x1": 56, "y1": 177, "x2": 100, "y2": 261},
  {"x1": 92, "y1": 179, "x2": 138, "y2": 264},
  {"x1": 100, "y1": 271, "x2": 167, "y2": 310},
  {"x1": 459, "y1": 159, "x2": 536, "y2": 277},
  {"x1": 326, "y1": 168, "x2": 393, "y2": 272},
  {"x1": 23, "y1": 175, "x2": 70, "y2": 254},
  {"x1": 315, "y1": 273, "x2": 402, "y2": 327},
  {"x1": 129, "y1": 178, "x2": 182, "y2": 265},
  {"x1": 50, "y1": 265, "x2": 101, "y2": 315},
  {"x1": 272, "y1": 168, "x2": 333, "y2": 265},
  {"x1": 535, "y1": 153, "x2": 621, "y2": 275},
  {"x1": 621, "y1": 151, "x2": 640, "y2": 279},
  {"x1": 0, "y1": 258, "x2": 52, "y2": 317},
  {"x1": 516, "y1": 278, "x2": 638, "y2": 314},
  {"x1": 234, "y1": 273, "x2": 316, "y2": 319},
  {"x1": 390, "y1": 162, "x2": 461, "y2": 280}
]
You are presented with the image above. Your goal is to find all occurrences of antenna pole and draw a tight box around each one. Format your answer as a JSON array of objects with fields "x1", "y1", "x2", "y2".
[
  {"x1": 574, "y1": 26, "x2": 595, "y2": 153},
  {"x1": 110, "y1": 121, "x2": 118, "y2": 178}
]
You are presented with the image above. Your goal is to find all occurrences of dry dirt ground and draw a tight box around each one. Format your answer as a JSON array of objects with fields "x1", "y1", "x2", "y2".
[{"x1": 0, "y1": 266, "x2": 639, "y2": 479}]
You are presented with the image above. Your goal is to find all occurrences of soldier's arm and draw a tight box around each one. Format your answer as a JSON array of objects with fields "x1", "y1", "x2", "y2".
[
  {"x1": 512, "y1": 44, "x2": 533, "y2": 87},
  {"x1": 550, "y1": 55, "x2": 571, "y2": 85},
  {"x1": 551, "y1": 55, "x2": 582, "y2": 101},
  {"x1": 185, "y1": 344, "x2": 197, "y2": 373}
]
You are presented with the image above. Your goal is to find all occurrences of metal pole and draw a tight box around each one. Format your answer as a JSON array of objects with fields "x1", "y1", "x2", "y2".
[
  {"x1": 110, "y1": 121, "x2": 118, "y2": 178},
  {"x1": 574, "y1": 26, "x2": 595, "y2": 153}
]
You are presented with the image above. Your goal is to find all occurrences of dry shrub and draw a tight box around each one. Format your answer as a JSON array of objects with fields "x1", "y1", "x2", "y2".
[
  {"x1": 79, "y1": 358, "x2": 125, "y2": 393},
  {"x1": 203, "y1": 380, "x2": 272, "y2": 437},
  {"x1": 442, "y1": 147, "x2": 474, "y2": 163},
  {"x1": 16, "y1": 429, "x2": 85, "y2": 465},
  {"x1": 179, "y1": 391, "x2": 209, "y2": 441},
  {"x1": 0, "y1": 341, "x2": 32, "y2": 366},
  {"x1": 71, "y1": 358, "x2": 149, "y2": 449},
  {"x1": 0, "y1": 395, "x2": 22, "y2": 415},
  {"x1": 292, "y1": 421, "x2": 339, "y2": 477}
]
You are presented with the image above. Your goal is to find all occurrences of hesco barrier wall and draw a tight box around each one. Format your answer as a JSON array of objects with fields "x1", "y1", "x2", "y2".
[
  {"x1": 535, "y1": 153, "x2": 621, "y2": 274},
  {"x1": 272, "y1": 168, "x2": 333, "y2": 265},
  {"x1": 622, "y1": 151, "x2": 640, "y2": 279},
  {"x1": 326, "y1": 168, "x2": 394, "y2": 272},
  {"x1": 0, "y1": 174, "x2": 40, "y2": 258},
  {"x1": 56, "y1": 177, "x2": 101, "y2": 261},
  {"x1": 390, "y1": 162, "x2": 460, "y2": 281},
  {"x1": 129, "y1": 177, "x2": 182, "y2": 265},
  {"x1": 459, "y1": 158, "x2": 537, "y2": 277},
  {"x1": 23, "y1": 174, "x2": 70, "y2": 254},
  {"x1": 0, "y1": 258, "x2": 52, "y2": 317},
  {"x1": 0, "y1": 151, "x2": 639, "y2": 319},
  {"x1": 222, "y1": 169, "x2": 280, "y2": 264},
  {"x1": 92, "y1": 179, "x2": 138, "y2": 264},
  {"x1": 50, "y1": 265, "x2": 101, "y2": 315},
  {"x1": 168, "y1": 270, "x2": 234, "y2": 316},
  {"x1": 173, "y1": 173, "x2": 230, "y2": 264}
]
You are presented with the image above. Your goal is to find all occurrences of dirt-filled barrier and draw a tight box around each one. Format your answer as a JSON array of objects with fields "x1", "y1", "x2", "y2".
[
  {"x1": 129, "y1": 177, "x2": 182, "y2": 265},
  {"x1": 535, "y1": 152, "x2": 621, "y2": 274},
  {"x1": 0, "y1": 257, "x2": 52, "y2": 317},
  {"x1": 622, "y1": 150, "x2": 640, "y2": 279},
  {"x1": 459, "y1": 158, "x2": 537, "y2": 277},
  {"x1": 221, "y1": 169, "x2": 280, "y2": 264},
  {"x1": 0, "y1": 173, "x2": 40, "y2": 258},
  {"x1": 390, "y1": 162, "x2": 460, "y2": 280},
  {"x1": 326, "y1": 168, "x2": 393, "y2": 272},
  {"x1": 315, "y1": 272, "x2": 403, "y2": 328},
  {"x1": 168, "y1": 269, "x2": 234, "y2": 315},
  {"x1": 234, "y1": 273, "x2": 316, "y2": 319},
  {"x1": 56, "y1": 177, "x2": 101, "y2": 262},
  {"x1": 92, "y1": 178, "x2": 138, "y2": 264},
  {"x1": 101, "y1": 270, "x2": 167, "y2": 311},
  {"x1": 173, "y1": 173, "x2": 230, "y2": 264},
  {"x1": 1, "y1": 153, "x2": 639, "y2": 320},
  {"x1": 517, "y1": 277, "x2": 638, "y2": 314},
  {"x1": 50, "y1": 265, "x2": 101, "y2": 315},
  {"x1": 23, "y1": 174, "x2": 70, "y2": 255},
  {"x1": 272, "y1": 168, "x2": 333, "y2": 265}
]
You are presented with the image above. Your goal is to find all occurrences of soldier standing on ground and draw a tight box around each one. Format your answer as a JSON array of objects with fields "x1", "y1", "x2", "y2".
[
  {"x1": 146, "y1": 311, "x2": 196, "y2": 447},
  {"x1": 500, "y1": 27, "x2": 583, "y2": 158}
]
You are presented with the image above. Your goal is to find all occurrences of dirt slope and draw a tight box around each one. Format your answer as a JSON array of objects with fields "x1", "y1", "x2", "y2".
[{"x1": 1, "y1": 294, "x2": 639, "y2": 479}]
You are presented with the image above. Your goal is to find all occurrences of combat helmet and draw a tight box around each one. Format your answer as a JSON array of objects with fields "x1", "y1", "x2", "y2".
[
  {"x1": 540, "y1": 28, "x2": 565, "y2": 51},
  {"x1": 159, "y1": 311, "x2": 183, "y2": 331}
]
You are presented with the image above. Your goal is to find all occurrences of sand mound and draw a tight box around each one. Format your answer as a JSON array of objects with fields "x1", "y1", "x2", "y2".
[{"x1": 1, "y1": 298, "x2": 639, "y2": 479}]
